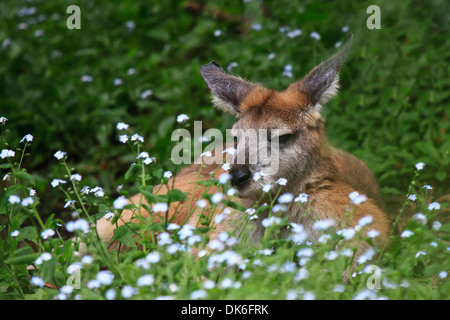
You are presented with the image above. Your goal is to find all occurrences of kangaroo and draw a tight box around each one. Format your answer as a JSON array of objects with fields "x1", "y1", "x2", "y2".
[{"x1": 97, "y1": 34, "x2": 390, "y2": 259}]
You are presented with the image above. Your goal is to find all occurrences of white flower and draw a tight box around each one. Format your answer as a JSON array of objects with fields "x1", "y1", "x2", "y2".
[
  {"x1": 428, "y1": 202, "x2": 440, "y2": 210},
  {"x1": 415, "y1": 251, "x2": 427, "y2": 258},
  {"x1": 276, "y1": 178, "x2": 287, "y2": 186},
  {"x1": 163, "y1": 171, "x2": 172, "y2": 179},
  {"x1": 20, "y1": 134, "x2": 34, "y2": 143},
  {"x1": 415, "y1": 162, "x2": 425, "y2": 170},
  {"x1": 97, "y1": 270, "x2": 114, "y2": 285},
  {"x1": 196, "y1": 199, "x2": 208, "y2": 208},
  {"x1": 310, "y1": 31, "x2": 321, "y2": 40},
  {"x1": 222, "y1": 147, "x2": 236, "y2": 156},
  {"x1": 81, "y1": 255, "x2": 93, "y2": 264},
  {"x1": 318, "y1": 234, "x2": 331, "y2": 244},
  {"x1": 113, "y1": 196, "x2": 128, "y2": 209},
  {"x1": 157, "y1": 232, "x2": 172, "y2": 245},
  {"x1": 432, "y1": 221, "x2": 441, "y2": 231},
  {"x1": 412, "y1": 213, "x2": 427, "y2": 225},
  {"x1": 294, "y1": 193, "x2": 309, "y2": 203},
  {"x1": 357, "y1": 248, "x2": 376, "y2": 264},
  {"x1": 191, "y1": 289, "x2": 207, "y2": 300},
  {"x1": 334, "y1": 285, "x2": 345, "y2": 293},
  {"x1": 187, "y1": 235, "x2": 202, "y2": 246},
  {"x1": 408, "y1": 194, "x2": 417, "y2": 201},
  {"x1": 358, "y1": 216, "x2": 373, "y2": 227},
  {"x1": 401, "y1": 230, "x2": 413, "y2": 238},
  {"x1": 342, "y1": 26, "x2": 349, "y2": 32},
  {"x1": 303, "y1": 292, "x2": 316, "y2": 300},
  {"x1": 8, "y1": 195, "x2": 21, "y2": 204},
  {"x1": 350, "y1": 191, "x2": 367, "y2": 205},
  {"x1": 312, "y1": 219, "x2": 335, "y2": 231},
  {"x1": 51, "y1": 179, "x2": 66, "y2": 188},
  {"x1": 178, "y1": 224, "x2": 194, "y2": 240},
  {"x1": 153, "y1": 203, "x2": 168, "y2": 213},
  {"x1": 60, "y1": 285, "x2": 73, "y2": 295},
  {"x1": 54, "y1": 150, "x2": 66, "y2": 160},
  {"x1": 214, "y1": 30, "x2": 222, "y2": 37},
  {"x1": 87, "y1": 280, "x2": 101, "y2": 289},
  {"x1": 66, "y1": 219, "x2": 90, "y2": 233},
  {"x1": 268, "y1": 52, "x2": 276, "y2": 60},
  {"x1": 137, "y1": 274, "x2": 155, "y2": 286},
  {"x1": 119, "y1": 134, "x2": 129, "y2": 143},
  {"x1": 296, "y1": 248, "x2": 314, "y2": 258},
  {"x1": 20, "y1": 197, "x2": 33, "y2": 207},
  {"x1": 218, "y1": 173, "x2": 231, "y2": 184},
  {"x1": 81, "y1": 75, "x2": 93, "y2": 82},
  {"x1": 0, "y1": 149, "x2": 15, "y2": 159},
  {"x1": 41, "y1": 229, "x2": 55, "y2": 239},
  {"x1": 104, "y1": 212, "x2": 114, "y2": 221},
  {"x1": 335, "y1": 41, "x2": 342, "y2": 48},
  {"x1": 10, "y1": 230, "x2": 19, "y2": 237},
  {"x1": 219, "y1": 278, "x2": 234, "y2": 289},
  {"x1": 105, "y1": 289, "x2": 116, "y2": 300},
  {"x1": 176, "y1": 114, "x2": 189, "y2": 123},
  {"x1": 143, "y1": 157, "x2": 154, "y2": 165},
  {"x1": 35, "y1": 253, "x2": 52, "y2": 265},
  {"x1": 287, "y1": 29, "x2": 302, "y2": 38},
  {"x1": 337, "y1": 228, "x2": 356, "y2": 240},
  {"x1": 439, "y1": 271, "x2": 448, "y2": 279},
  {"x1": 367, "y1": 229, "x2": 380, "y2": 238},
  {"x1": 262, "y1": 184, "x2": 271, "y2": 192},
  {"x1": 137, "y1": 151, "x2": 149, "y2": 159},
  {"x1": 211, "y1": 193, "x2": 223, "y2": 204},
  {"x1": 0, "y1": 116, "x2": 8, "y2": 125},
  {"x1": 294, "y1": 268, "x2": 309, "y2": 281},
  {"x1": 227, "y1": 188, "x2": 236, "y2": 196},
  {"x1": 214, "y1": 214, "x2": 226, "y2": 224},
  {"x1": 127, "y1": 68, "x2": 136, "y2": 76},
  {"x1": 283, "y1": 64, "x2": 293, "y2": 78},
  {"x1": 121, "y1": 286, "x2": 137, "y2": 298},
  {"x1": 251, "y1": 23, "x2": 262, "y2": 31},
  {"x1": 262, "y1": 216, "x2": 281, "y2": 227},
  {"x1": 167, "y1": 223, "x2": 180, "y2": 230},
  {"x1": 200, "y1": 151, "x2": 212, "y2": 158},
  {"x1": 208, "y1": 239, "x2": 225, "y2": 251},
  {"x1": 140, "y1": 89, "x2": 153, "y2": 99},
  {"x1": 278, "y1": 193, "x2": 294, "y2": 203},
  {"x1": 227, "y1": 62, "x2": 238, "y2": 71},
  {"x1": 203, "y1": 280, "x2": 215, "y2": 289},
  {"x1": 131, "y1": 133, "x2": 144, "y2": 143},
  {"x1": 423, "y1": 184, "x2": 432, "y2": 190},
  {"x1": 221, "y1": 163, "x2": 231, "y2": 171},
  {"x1": 325, "y1": 251, "x2": 339, "y2": 261},
  {"x1": 116, "y1": 122, "x2": 129, "y2": 130},
  {"x1": 146, "y1": 252, "x2": 161, "y2": 264},
  {"x1": 70, "y1": 173, "x2": 82, "y2": 181},
  {"x1": 63, "y1": 200, "x2": 75, "y2": 209},
  {"x1": 30, "y1": 276, "x2": 45, "y2": 287}
]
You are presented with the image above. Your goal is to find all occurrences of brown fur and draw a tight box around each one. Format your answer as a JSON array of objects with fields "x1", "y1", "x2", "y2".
[{"x1": 97, "y1": 36, "x2": 390, "y2": 262}]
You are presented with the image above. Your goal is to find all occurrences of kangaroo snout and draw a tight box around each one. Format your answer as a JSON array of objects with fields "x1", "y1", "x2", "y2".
[{"x1": 230, "y1": 165, "x2": 251, "y2": 188}]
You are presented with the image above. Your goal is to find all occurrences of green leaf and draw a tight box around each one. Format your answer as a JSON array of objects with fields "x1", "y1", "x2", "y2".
[
  {"x1": 110, "y1": 225, "x2": 137, "y2": 247},
  {"x1": 424, "y1": 264, "x2": 445, "y2": 276},
  {"x1": 124, "y1": 164, "x2": 140, "y2": 180},
  {"x1": 15, "y1": 170, "x2": 35, "y2": 185},
  {"x1": 224, "y1": 200, "x2": 247, "y2": 212},
  {"x1": 5, "y1": 253, "x2": 40, "y2": 265}
]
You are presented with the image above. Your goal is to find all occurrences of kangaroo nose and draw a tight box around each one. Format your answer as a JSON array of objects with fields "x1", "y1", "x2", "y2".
[{"x1": 230, "y1": 165, "x2": 251, "y2": 188}]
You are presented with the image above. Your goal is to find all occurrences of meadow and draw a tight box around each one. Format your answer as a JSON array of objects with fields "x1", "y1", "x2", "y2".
[{"x1": 0, "y1": 0, "x2": 448, "y2": 301}]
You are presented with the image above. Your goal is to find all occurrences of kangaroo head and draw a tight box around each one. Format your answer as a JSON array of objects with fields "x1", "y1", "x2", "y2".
[{"x1": 200, "y1": 35, "x2": 353, "y2": 200}]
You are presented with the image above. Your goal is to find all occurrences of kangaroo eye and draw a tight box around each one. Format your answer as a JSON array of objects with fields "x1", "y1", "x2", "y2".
[{"x1": 278, "y1": 134, "x2": 294, "y2": 145}]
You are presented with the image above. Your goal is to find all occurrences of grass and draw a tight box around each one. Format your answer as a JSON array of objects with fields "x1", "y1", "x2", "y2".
[{"x1": 0, "y1": 0, "x2": 449, "y2": 300}]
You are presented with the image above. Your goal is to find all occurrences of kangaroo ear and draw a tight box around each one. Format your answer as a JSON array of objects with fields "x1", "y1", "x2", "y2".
[
  {"x1": 294, "y1": 34, "x2": 353, "y2": 106},
  {"x1": 200, "y1": 61, "x2": 254, "y2": 114}
]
